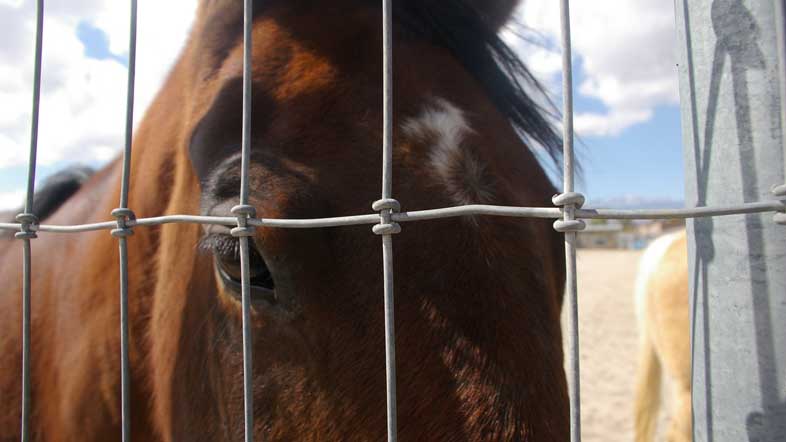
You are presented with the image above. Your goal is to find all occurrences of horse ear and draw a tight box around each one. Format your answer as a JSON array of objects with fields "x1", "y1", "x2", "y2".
[{"x1": 467, "y1": 0, "x2": 520, "y2": 31}]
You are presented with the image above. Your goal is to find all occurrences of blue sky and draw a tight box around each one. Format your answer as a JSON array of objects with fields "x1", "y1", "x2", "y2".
[
  {"x1": 562, "y1": 51, "x2": 684, "y2": 202},
  {"x1": 0, "y1": 0, "x2": 685, "y2": 210},
  {"x1": 76, "y1": 21, "x2": 127, "y2": 64},
  {"x1": 572, "y1": 80, "x2": 685, "y2": 203}
]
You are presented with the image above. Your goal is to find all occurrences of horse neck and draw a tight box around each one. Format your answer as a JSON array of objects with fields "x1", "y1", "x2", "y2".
[
  {"x1": 117, "y1": 42, "x2": 212, "y2": 436},
  {"x1": 286, "y1": 212, "x2": 569, "y2": 439},
  {"x1": 394, "y1": 222, "x2": 569, "y2": 438},
  {"x1": 122, "y1": 39, "x2": 204, "y2": 278}
]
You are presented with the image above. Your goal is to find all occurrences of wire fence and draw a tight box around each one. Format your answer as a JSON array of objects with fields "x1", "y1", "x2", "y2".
[{"x1": 3, "y1": 1, "x2": 786, "y2": 442}]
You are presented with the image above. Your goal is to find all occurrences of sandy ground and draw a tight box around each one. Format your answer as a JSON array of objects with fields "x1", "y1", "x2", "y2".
[{"x1": 563, "y1": 249, "x2": 644, "y2": 442}]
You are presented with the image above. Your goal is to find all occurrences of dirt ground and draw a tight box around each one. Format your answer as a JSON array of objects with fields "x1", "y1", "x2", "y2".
[{"x1": 563, "y1": 249, "x2": 644, "y2": 442}]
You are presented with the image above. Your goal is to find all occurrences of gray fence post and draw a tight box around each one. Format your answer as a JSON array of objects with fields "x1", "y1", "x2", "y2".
[{"x1": 675, "y1": 0, "x2": 786, "y2": 440}]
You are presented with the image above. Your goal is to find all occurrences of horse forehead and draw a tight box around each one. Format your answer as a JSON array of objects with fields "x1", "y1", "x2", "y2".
[{"x1": 206, "y1": 20, "x2": 340, "y2": 97}]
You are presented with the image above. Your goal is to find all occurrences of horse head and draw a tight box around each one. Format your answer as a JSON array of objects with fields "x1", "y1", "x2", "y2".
[{"x1": 128, "y1": 0, "x2": 569, "y2": 439}]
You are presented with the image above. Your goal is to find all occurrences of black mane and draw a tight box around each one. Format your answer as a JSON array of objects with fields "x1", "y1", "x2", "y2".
[
  {"x1": 2, "y1": 166, "x2": 94, "y2": 226},
  {"x1": 392, "y1": 0, "x2": 563, "y2": 165}
]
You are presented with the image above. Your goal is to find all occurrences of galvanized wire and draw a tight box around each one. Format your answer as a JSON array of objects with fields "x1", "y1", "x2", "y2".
[
  {"x1": 17, "y1": 1, "x2": 45, "y2": 441},
  {"x1": 379, "y1": 1, "x2": 399, "y2": 441},
  {"x1": 19, "y1": 238, "x2": 33, "y2": 442},
  {"x1": 112, "y1": 2, "x2": 138, "y2": 441},
  {"x1": 1, "y1": 200, "x2": 786, "y2": 236},
  {"x1": 119, "y1": 0, "x2": 137, "y2": 211},
  {"x1": 24, "y1": 1, "x2": 44, "y2": 215},
  {"x1": 237, "y1": 1, "x2": 255, "y2": 441},
  {"x1": 237, "y1": 231, "x2": 255, "y2": 442},
  {"x1": 558, "y1": 1, "x2": 582, "y2": 441},
  {"x1": 115, "y1": 227, "x2": 132, "y2": 441}
]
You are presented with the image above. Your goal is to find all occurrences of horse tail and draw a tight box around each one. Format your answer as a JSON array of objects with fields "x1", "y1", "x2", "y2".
[
  {"x1": 632, "y1": 231, "x2": 681, "y2": 442},
  {"x1": 634, "y1": 325, "x2": 662, "y2": 442}
]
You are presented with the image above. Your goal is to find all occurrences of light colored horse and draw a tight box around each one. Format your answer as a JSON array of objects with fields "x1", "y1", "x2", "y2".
[{"x1": 633, "y1": 229, "x2": 691, "y2": 442}]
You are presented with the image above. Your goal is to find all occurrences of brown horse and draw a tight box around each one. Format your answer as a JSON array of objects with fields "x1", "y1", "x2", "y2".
[
  {"x1": 0, "y1": 1, "x2": 569, "y2": 440},
  {"x1": 633, "y1": 229, "x2": 691, "y2": 442}
]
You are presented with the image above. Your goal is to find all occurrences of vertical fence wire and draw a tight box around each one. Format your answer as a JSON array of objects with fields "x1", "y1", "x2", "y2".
[
  {"x1": 559, "y1": 1, "x2": 582, "y2": 441},
  {"x1": 676, "y1": 0, "x2": 702, "y2": 432},
  {"x1": 237, "y1": 1, "x2": 255, "y2": 441},
  {"x1": 113, "y1": 2, "x2": 138, "y2": 441},
  {"x1": 239, "y1": 0, "x2": 253, "y2": 211},
  {"x1": 381, "y1": 0, "x2": 394, "y2": 204},
  {"x1": 18, "y1": 1, "x2": 45, "y2": 441},
  {"x1": 119, "y1": 0, "x2": 137, "y2": 211},
  {"x1": 24, "y1": 1, "x2": 44, "y2": 214},
  {"x1": 116, "y1": 234, "x2": 131, "y2": 441},
  {"x1": 19, "y1": 240, "x2": 33, "y2": 442},
  {"x1": 380, "y1": 1, "x2": 398, "y2": 441}
]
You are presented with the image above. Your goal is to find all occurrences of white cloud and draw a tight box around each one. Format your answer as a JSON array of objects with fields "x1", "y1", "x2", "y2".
[
  {"x1": 0, "y1": 0, "x2": 197, "y2": 170},
  {"x1": 93, "y1": 0, "x2": 198, "y2": 125},
  {"x1": 505, "y1": 0, "x2": 680, "y2": 137},
  {"x1": 574, "y1": 109, "x2": 653, "y2": 137},
  {"x1": 0, "y1": 190, "x2": 24, "y2": 211},
  {"x1": 0, "y1": 0, "x2": 679, "y2": 180}
]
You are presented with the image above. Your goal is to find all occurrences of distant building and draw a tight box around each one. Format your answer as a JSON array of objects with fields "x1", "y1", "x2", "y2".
[
  {"x1": 577, "y1": 221, "x2": 624, "y2": 249},
  {"x1": 577, "y1": 219, "x2": 684, "y2": 249}
]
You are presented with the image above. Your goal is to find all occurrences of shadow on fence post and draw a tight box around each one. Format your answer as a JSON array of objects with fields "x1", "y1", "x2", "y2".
[{"x1": 676, "y1": 0, "x2": 786, "y2": 440}]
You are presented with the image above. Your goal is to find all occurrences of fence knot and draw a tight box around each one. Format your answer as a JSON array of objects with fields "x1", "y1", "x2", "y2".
[
  {"x1": 15, "y1": 213, "x2": 38, "y2": 240},
  {"x1": 111, "y1": 208, "x2": 136, "y2": 238},
  {"x1": 552, "y1": 192, "x2": 586, "y2": 233},
  {"x1": 553, "y1": 219, "x2": 587, "y2": 233},
  {"x1": 552, "y1": 192, "x2": 586, "y2": 209},
  {"x1": 231, "y1": 205, "x2": 257, "y2": 238},
  {"x1": 372, "y1": 198, "x2": 402, "y2": 235}
]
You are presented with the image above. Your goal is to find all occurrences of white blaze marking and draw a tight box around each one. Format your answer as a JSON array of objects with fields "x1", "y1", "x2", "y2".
[{"x1": 403, "y1": 98, "x2": 491, "y2": 206}]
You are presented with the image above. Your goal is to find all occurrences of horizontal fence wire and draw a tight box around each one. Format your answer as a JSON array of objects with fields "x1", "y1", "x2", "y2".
[{"x1": 2, "y1": 200, "x2": 784, "y2": 235}]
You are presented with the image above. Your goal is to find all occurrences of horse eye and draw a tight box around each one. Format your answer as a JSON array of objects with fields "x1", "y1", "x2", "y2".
[{"x1": 203, "y1": 234, "x2": 276, "y2": 293}]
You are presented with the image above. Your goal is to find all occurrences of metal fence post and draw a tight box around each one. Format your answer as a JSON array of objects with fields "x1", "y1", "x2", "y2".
[{"x1": 675, "y1": 0, "x2": 786, "y2": 440}]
